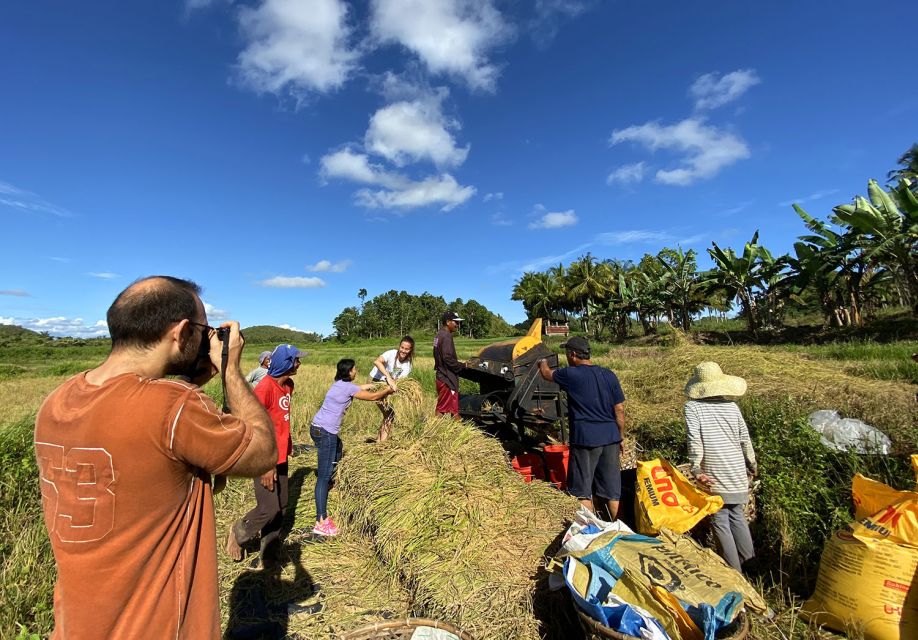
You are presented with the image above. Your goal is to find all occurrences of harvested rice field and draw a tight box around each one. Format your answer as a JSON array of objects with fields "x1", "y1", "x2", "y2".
[{"x1": 2, "y1": 337, "x2": 916, "y2": 639}]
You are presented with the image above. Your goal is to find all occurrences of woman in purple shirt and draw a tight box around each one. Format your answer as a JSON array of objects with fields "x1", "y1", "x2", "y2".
[{"x1": 311, "y1": 358, "x2": 393, "y2": 537}]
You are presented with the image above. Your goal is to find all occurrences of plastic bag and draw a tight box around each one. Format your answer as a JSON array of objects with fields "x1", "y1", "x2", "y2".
[
  {"x1": 635, "y1": 458, "x2": 724, "y2": 535},
  {"x1": 806, "y1": 410, "x2": 891, "y2": 454}
]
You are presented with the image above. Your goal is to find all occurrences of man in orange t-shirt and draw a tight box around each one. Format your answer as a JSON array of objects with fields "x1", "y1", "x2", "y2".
[{"x1": 34, "y1": 276, "x2": 277, "y2": 639}]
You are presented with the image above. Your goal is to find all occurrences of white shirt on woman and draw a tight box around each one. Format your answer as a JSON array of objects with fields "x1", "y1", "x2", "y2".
[{"x1": 369, "y1": 349, "x2": 412, "y2": 381}]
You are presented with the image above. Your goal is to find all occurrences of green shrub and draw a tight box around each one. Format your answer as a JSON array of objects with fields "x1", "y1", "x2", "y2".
[
  {"x1": 740, "y1": 396, "x2": 912, "y2": 592},
  {"x1": 0, "y1": 417, "x2": 55, "y2": 638}
]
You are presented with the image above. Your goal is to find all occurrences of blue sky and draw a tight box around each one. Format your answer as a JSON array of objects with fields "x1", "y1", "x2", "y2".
[{"x1": 1, "y1": 0, "x2": 915, "y2": 337}]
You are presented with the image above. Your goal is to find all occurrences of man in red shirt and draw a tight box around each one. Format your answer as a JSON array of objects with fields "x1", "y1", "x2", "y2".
[
  {"x1": 34, "y1": 276, "x2": 277, "y2": 639},
  {"x1": 226, "y1": 343, "x2": 306, "y2": 566}
]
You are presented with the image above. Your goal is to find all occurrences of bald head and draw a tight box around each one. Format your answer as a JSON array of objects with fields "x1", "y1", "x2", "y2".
[{"x1": 108, "y1": 276, "x2": 203, "y2": 351}]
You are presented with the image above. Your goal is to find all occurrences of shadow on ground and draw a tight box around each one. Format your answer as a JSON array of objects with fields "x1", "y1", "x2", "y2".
[{"x1": 224, "y1": 466, "x2": 322, "y2": 640}]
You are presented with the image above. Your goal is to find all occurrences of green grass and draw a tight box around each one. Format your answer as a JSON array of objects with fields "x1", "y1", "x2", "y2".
[
  {"x1": 0, "y1": 417, "x2": 55, "y2": 639},
  {"x1": 780, "y1": 340, "x2": 918, "y2": 384}
]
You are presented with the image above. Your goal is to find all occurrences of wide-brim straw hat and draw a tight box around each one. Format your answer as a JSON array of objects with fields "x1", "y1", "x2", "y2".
[{"x1": 684, "y1": 361, "x2": 747, "y2": 399}]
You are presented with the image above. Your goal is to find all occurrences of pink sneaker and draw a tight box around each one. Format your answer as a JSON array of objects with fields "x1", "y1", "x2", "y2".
[
  {"x1": 312, "y1": 519, "x2": 339, "y2": 537},
  {"x1": 323, "y1": 517, "x2": 340, "y2": 536}
]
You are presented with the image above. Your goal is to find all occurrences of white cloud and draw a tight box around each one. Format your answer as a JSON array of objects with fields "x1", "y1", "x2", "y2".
[
  {"x1": 370, "y1": 0, "x2": 512, "y2": 91},
  {"x1": 778, "y1": 189, "x2": 839, "y2": 208},
  {"x1": 320, "y1": 148, "x2": 395, "y2": 186},
  {"x1": 86, "y1": 272, "x2": 120, "y2": 280},
  {"x1": 321, "y1": 149, "x2": 475, "y2": 211},
  {"x1": 606, "y1": 161, "x2": 646, "y2": 185},
  {"x1": 483, "y1": 191, "x2": 503, "y2": 201},
  {"x1": 0, "y1": 180, "x2": 73, "y2": 217},
  {"x1": 0, "y1": 290, "x2": 30, "y2": 297},
  {"x1": 595, "y1": 229, "x2": 706, "y2": 246},
  {"x1": 203, "y1": 301, "x2": 229, "y2": 321},
  {"x1": 356, "y1": 174, "x2": 475, "y2": 211},
  {"x1": 529, "y1": 0, "x2": 590, "y2": 46},
  {"x1": 529, "y1": 207, "x2": 578, "y2": 229},
  {"x1": 365, "y1": 99, "x2": 469, "y2": 168},
  {"x1": 690, "y1": 69, "x2": 761, "y2": 110},
  {"x1": 278, "y1": 323, "x2": 303, "y2": 332},
  {"x1": 490, "y1": 212, "x2": 512, "y2": 226},
  {"x1": 307, "y1": 259, "x2": 351, "y2": 272},
  {"x1": 0, "y1": 316, "x2": 109, "y2": 338},
  {"x1": 236, "y1": 0, "x2": 359, "y2": 98},
  {"x1": 610, "y1": 117, "x2": 749, "y2": 186},
  {"x1": 184, "y1": 0, "x2": 227, "y2": 11},
  {"x1": 49, "y1": 256, "x2": 70, "y2": 263},
  {"x1": 595, "y1": 230, "x2": 673, "y2": 245},
  {"x1": 258, "y1": 276, "x2": 327, "y2": 288}
]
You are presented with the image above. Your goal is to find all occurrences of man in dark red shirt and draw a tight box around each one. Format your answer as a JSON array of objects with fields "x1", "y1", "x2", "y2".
[
  {"x1": 433, "y1": 311, "x2": 464, "y2": 416},
  {"x1": 226, "y1": 343, "x2": 307, "y2": 565}
]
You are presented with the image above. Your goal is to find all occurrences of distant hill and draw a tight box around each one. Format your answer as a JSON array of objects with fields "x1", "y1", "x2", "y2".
[
  {"x1": 0, "y1": 324, "x2": 49, "y2": 346},
  {"x1": 242, "y1": 325, "x2": 323, "y2": 345}
]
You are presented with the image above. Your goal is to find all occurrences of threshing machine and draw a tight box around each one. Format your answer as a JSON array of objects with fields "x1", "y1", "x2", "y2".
[{"x1": 458, "y1": 319, "x2": 568, "y2": 443}]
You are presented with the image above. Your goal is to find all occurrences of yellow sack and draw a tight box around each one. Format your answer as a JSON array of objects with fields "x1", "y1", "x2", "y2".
[
  {"x1": 569, "y1": 529, "x2": 767, "y2": 614},
  {"x1": 800, "y1": 528, "x2": 917, "y2": 640},
  {"x1": 635, "y1": 458, "x2": 724, "y2": 535},
  {"x1": 801, "y1": 464, "x2": 918, "y2": 640}
]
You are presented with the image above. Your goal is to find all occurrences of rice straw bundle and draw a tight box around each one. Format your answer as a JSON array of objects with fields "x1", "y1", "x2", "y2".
[
  {"x1": 368, "y1": 377, "x2": 428, "y2": 428},
  {"x1": 337, "y1": 416, "x2": 579, "y2": 640}
]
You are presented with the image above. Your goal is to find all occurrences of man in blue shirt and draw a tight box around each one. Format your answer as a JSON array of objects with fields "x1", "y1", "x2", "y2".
[{"x1": 538, "y1": 336, "x2": 626, "y2": 519}]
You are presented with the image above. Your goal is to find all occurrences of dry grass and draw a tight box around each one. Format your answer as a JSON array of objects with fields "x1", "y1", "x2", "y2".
[
  {"x1": 4, "y1": 342, "x2": 915, "y2": 639},
  {"x1": 0, "y1": 376, "x2": 68, "y2": 425},
  {"x1": 337, "y1": 415, "x2": 579, "y2": 640},
  {"x1": 598, "y1": 343, "x2": 917, "y2": 451}
]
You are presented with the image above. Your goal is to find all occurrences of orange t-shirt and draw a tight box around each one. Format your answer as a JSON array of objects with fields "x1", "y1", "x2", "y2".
[{"x1": 34, "y1": 373, "x2": 253, "y2": 639}]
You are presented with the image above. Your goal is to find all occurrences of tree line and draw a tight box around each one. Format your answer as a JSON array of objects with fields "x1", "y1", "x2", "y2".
[
  {"x1": 332, "y1": 289, "x2": 514, "y2": 340},
  {"x1": 512, "y1": 175, "x2": 918, "y2": 340}
]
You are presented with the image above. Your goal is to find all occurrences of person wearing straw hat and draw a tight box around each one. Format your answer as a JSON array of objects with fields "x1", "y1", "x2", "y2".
[
  {"x1": 684, "y1": 361, "x2": 758, "y2": 572},
  {"x1": 538, "y1": 335, "x2": 626, "y2": 520},
  {"x1": 245, "y1": 350, "x2": 272, "y2": 387}
]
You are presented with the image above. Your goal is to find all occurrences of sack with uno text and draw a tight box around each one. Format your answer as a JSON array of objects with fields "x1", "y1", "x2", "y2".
[{"x1": 635, "y1": 458, "x2": 724, "y2": 536}]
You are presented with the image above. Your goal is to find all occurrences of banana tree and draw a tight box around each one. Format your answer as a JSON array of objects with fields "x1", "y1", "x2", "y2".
[
  {"x1": 832, "y1": 179, "x2": 918, "y2": 313},
  {"x1": 791, "y1": 204, "x2": 869, "y2": 326},
  {"x1": 706, "y1": 231, "x2": 780, "y2": 334}
]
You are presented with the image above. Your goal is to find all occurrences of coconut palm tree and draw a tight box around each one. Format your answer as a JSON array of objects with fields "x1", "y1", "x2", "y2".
[
  {"x1": 565, "y1": 254, "x2": 611, "y2": 335},
  {"x1": 656, "y1": 247, "x2": 705, "y2": 330}
]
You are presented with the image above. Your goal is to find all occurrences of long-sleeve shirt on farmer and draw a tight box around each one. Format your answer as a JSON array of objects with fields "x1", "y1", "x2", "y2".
[
  {"x1": 684, "y1": 398, "x2": 757, "y2": 504},
  {"x1": 433, "y1": 328, "x2": 464, "y2": 391}
]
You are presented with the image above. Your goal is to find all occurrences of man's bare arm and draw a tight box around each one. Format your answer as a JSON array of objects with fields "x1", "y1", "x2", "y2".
[
  {"x1": 214, "y1": 322, "x2": 276, "y2": 477},
  {"x1": 538, "y1": 359, "x2": 554, "y2": 382}
]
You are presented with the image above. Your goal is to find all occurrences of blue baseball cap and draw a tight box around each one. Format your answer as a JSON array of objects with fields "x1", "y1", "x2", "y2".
[{"x1": 267, "y1": 344, "x2": 308, "y2": 376}]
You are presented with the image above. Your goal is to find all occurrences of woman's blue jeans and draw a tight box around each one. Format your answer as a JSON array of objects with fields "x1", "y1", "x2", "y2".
[{"x1": 311, "y1": 424, "x2": 342, "y2": 521}]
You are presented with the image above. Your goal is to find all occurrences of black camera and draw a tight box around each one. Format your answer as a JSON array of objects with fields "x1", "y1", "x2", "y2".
[{"x1": 216, "y1": 327, "x2": 230, "y2": 342}]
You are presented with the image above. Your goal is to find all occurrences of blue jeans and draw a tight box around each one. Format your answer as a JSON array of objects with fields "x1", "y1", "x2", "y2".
[{"x1": 311, "y1": 424, "x2": 342, "y2": 521}]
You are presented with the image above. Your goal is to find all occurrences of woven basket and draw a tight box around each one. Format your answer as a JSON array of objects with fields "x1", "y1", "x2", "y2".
[
  {"x1": 339, "y1": 618, "x2": 476, "y2": 640},
  {"x1": 576, "y1": 608, "x2": 748, "y2": 640}
]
